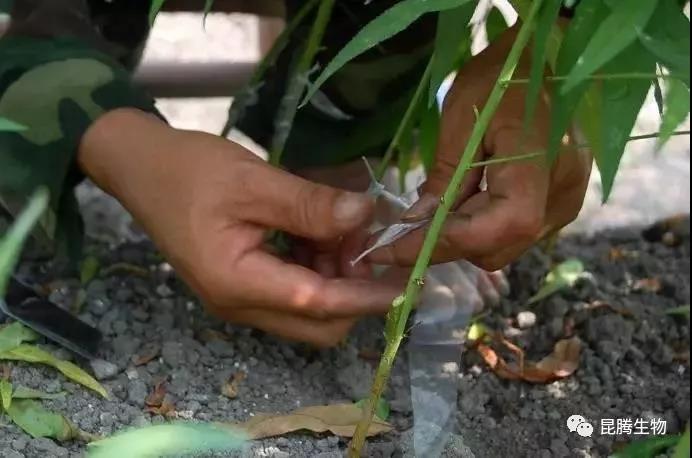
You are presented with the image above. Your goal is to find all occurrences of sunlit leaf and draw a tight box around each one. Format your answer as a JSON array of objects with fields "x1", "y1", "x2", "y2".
[
  {"x1": 0, "y1": 188, "x2": 49, "y2": 298},
  {"x1": 0, "y1": 344, "x2": 108, "y2": 398},
  {"x1": 233, "y1": 403, "x2": 392, "y2": 439},
  {"x1": 87, "y1": 423, "x2": 247, "y2": 458},
  {"x1": 0, "y1": 117, "x2": 27, "y2": 132},
  {"x1": 0, "y1": 322, "x2": 39, "y2": 353},
  {"x1": 598, "y1": 42, "x2": 656, "y2": 201},
  {"x1": 302, "y1": 0, "x2": 473, "y2": 105},
  {"x1": 428, "y1": 3, "x2": 475, "y2": 106},
  {"x1": 6, "y1": 399, "x2": 82, "y2": 441},
  {"x1": 562, "y1": 0, "x2": 658, "y2": 93},
  {"x1": 658, "y1": 78, "x2": 690, "y2": 149},
  {"x1": 0, "y1": 378, "x2": 12, "y2": 410},
  {"x1": 148, "y1": 0, "x2": 167, "y2": 26},
  {"x1": 524, "y1": 0, "x2": 562, "y2": 131},
  {"x1": 639, "y1": 0, "x2": 690, "y2": 87},
  {"x1": 528, "y1": 258, "x2": 586, "y2": 304},
  {"x1": 79, "y1": 255, "x2": 101, "y2": 285},
  {"x1": 612, "y1": 434, "x2": 681, "y2": 458}
]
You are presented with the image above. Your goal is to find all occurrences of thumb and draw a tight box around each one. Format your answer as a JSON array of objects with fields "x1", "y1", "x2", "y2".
[{"x1": 245, "y1": 162, "x2": 374, "y2": 240}]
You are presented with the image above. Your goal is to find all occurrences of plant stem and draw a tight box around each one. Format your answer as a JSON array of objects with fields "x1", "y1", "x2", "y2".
[
  {"x1": 503, "y1": 72, "x2": 688, "y2": 85},
  {"x1": 268, "y1": 0, "x2": 335, "y2": 166},
  {"x1": 347, "y1": 2, "x2": 545, "y2": 456},
  {"x1": 375, "y1": 57, "x2": 434, "y2": 180},
  {"x1": 221, "y1": 0, "x2": 321, "y2": 137}
]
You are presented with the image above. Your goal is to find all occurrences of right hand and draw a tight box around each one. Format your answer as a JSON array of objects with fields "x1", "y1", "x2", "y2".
[{"x1": 78, "y1": 108, "x2": 400, "y2": 347}]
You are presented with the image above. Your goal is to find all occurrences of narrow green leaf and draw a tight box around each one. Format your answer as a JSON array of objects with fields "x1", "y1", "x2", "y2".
[
  {"x1": 79, "y1": 255, "x2": 101, "y2": 285},
  {"x1": 0, "y1": 117, "x2": 27, "y2": 132},
  {"x1": 0, "y1": 188, "x2": 49, "y2": 298},
  {"x1": 638, "y1": 0, "x2": 690, "y2": 87},
  {"x1": 598, "y1": 42, "x2": 656, "y2": 201},
  {"x1": 547, "y1": 0, "x2": 609, "y2": 162},
  {"x1": 658, "y1": 78, "x2": 690, "y2": 148},
  {"x1": 0, "y1": 322, "x2": 39, "y2": 353},
  {"x1": 87, "y1": 423, "x2": 247, "y2": 458},
  {"x1": 203, "y1": 0, "x2": 215, "y2": 27},
  {"x1": 673, "y1": 424, "x2": 690, "y2": 458},
  {"x1": 302, "y1": 0, "x2": 472, "y2": 105},
  {"x1": 485, "y1": 7, "x2": 509, "y2": 44},
  {"x1": 0, "y1": 379, "x2": 12, "y2": 410},
  {"x1": 665, "y1": 305, "x2": 691, "y2": 318},
  {"x1": 562, "y1": 0, "x2": 658, "y2": 93},
  {"x1": 148, "y1": 0, "x2": 167, "y2": 26},
  {"x1": 524, "y1": 0, "x2": 563, "y2": 131},
  {"x1": 613, "y1": 434, "x2": 681, "y2": 458},
  {"x1": 528, "y1": 258, "x2": 586, "y2": 304},
  {"x1": 419, "y1": 103, "x2": 441, "y2": 172},
  {"x1": 0, "y1": 345, "x2": 108, "y2": 398},
  {"x1": 428, "y1": 3, "x2": 475, "y2": 107},
  {"x1": 13, "y1": 386, "x2": 66, "y2": 400},
  {"x1": 6, "y1": 399, "x2": 80, "y2": 441}
]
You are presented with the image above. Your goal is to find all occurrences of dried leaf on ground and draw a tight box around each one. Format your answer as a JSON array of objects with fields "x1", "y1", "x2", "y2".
[
  {"x1": 145, "y1": 381, "x2": 167, "y2": 408},
  {"x1": 101, "y1": 262, "x2": 149, "y2": 278},
  {"x1": 6, "y1": 398, "x2": 93, "y2": 442},
  {"x1": 233, "y1": 404, "x2": 392, "y2": 439},
  {"x1": 221, "y1": 372, "x2": 246, "y2": 399},
  {"x1": 0, "y1": 322, "x2": 39, "y2": 353},
  {"x1": 132, "y1": 344, "x2": 161, "y2": 366},
  {"x1": 633, "y1": 278, "x2": 663, "y2": 293},
  {"x1": 477, "y1": 336, "x2": 582, "y2": 384},
  {"x1": 87, "y1": 423, "x2": 247, "y2": 458},
  {"x1": 584, "y1": 300, "x2": 634, "y2": 317},
  {"x1": 0, "y1": 344, "x2": 108, "y2": 398},
  {"x1": 0, "y1": 378, "x2": 12, "y2": 410},
  {"x1": 528, "y1": 259, "x2": 587, "y2": 304},
  {"x1": 197, "y1": 329, "x2": 229, "y2": 343}
]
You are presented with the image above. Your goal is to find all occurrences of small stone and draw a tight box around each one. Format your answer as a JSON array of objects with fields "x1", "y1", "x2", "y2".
[
  {"x1": 90, "y1": 359, "x2": 119, "y2": 380},
  {"x1": 516, "y1": 311, "x2": 537, "y2": 329},
  {"x1": 128, "y1": 380, "x2": 148, "y2": 406},
  {"x1": 11, "y1": 438, "x2": 27, "y2": 450},
  {"x1": 99, "y1": 412, "x2": 117, "y2": 427},
  {"x1": 156, "y1": 284, "x2": 174, "y2": 297},
  {"x1": 30, "y1": 438, "x2": 68, "y2": 457},
  {"x1": 88, "y1": 297, "x2": 111, "y2": 316},
  {"x1": 162, "y1": 341, "x2": 185, "y2": 367},
  {"x1": 131, "y1": 308, "x2": 150, "y2": 321},
  {"x1": 3, "y1": 451, "x2": 24, "y2": 458}
]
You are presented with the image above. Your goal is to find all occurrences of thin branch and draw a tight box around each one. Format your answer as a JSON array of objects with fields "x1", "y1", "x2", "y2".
[{"x1": 502, "y1": 72, "x2": 688, "y2": 86}]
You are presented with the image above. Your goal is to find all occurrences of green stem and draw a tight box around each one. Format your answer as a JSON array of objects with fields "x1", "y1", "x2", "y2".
[
  {"x1": 503, "y1": 72, "x2": 688, "y2": 85},
  {"x1": 375, "y1": 57, "x2": 434, "y2": 180},
  {"x1": 269, "y1": 0, "x2": 334, "y2": 166},
  {"x1": 348, "y1": 2, "x2": 545, "y2": 456},
  {"x1": 221, "y1": 0, "x2": 321, "y2": 137}
]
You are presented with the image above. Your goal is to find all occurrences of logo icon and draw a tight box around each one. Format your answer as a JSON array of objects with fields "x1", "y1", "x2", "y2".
[{"x1": 567, "y1": 415, "x2": 594, "y2": 437}]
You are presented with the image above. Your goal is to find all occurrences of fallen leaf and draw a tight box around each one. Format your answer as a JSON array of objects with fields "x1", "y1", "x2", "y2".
[
  {"x1": 86, "y1": 423, "x2": 247, "y2": 458},
  {"x1": 233, "y1": 404, "x2": 392, "y2": 439},
  {"x1": 132, "y1": 344, "x2": 161, "y2": 366},
  {"x1": 633, "y1": 278, "x2": 662, "y2": 293},
  {"x1": 6, "y1": 398, "x2": 92, "y2": 441},
  {"x1": 12, "y1": 386, "x2": 66, "y2": 400},
  {"x1": 0, "y1": 322, "x2": 39, "y2": 353},
  {"x1": 0, "y1": 379, "x2": 12, "y2": 410},
  {"x1": 585, "y1": 300, "x2": 634, "y2": 317},
  {"x1": 145, "y1": 381, "x2": 167, "y2": 408},
  {"x1": 477, "y1": 336, "x2": 582, "y2": 384},
  {"x1": 0, "y1": 344, "x2": 108, "y2": 398},
  {"x1": 101, "y1": 262, "x2": 149, "y2": 278},
  {"x1": 197, "y1": 329, "x2": 229, "y2": 343},
  {"x1": 222, "y1": 371, "x2": 246, "y2": 399},
  {"x1": 145, "y1": 400, "x2": 176, "y2": 417},
  {"x1": 528, "y1": 259, "x2": 587, "y2": 304}
]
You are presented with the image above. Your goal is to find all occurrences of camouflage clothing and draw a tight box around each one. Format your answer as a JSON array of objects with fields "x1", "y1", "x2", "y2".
[{"x1": 0, "y1": 0, "x2": 436, "y2": 258}]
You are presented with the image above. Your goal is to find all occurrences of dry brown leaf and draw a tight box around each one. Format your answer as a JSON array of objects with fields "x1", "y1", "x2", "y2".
[
  {"x1": 198, "y1": 329, "x2": 229, "y2": 343},
  {"x1": 633, "y1": 278, "x2": 662, "y2": 293},
  {"x1": 145, "y1": 381, "x2": 167, "y2": 408},
  {"x1": 585, "y1": 300, "x2": 634, "y2": 317},
  {"x1": 145, "y1": 400, "x2": 176, "y2": 417},
  {"x1": 233, "y1": 404, "x2": 392, "y2": 439},
  {"x1": 132, "y1": 344, "x2": 161, "y2": 366},
  {"x1": 1, "y1": 364, "x2": 11, "y2": 380},
  {"x1": 477, "y1": 336, "x2": 582, "y2": 384},
  {"x1": 221, "y1": 372, "x2": 246, "y2": 399}
]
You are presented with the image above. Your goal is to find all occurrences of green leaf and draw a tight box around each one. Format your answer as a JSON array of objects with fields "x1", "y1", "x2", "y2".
[
  {"x1": 658, "y1": 78, "x2": 690, "y2": 148},
  {"x1": 0, "y1": 345, "x2": 108, "y2": 398},
  {"x1": 639, "y1": 0, "x2": 690, "y2": 87},
  {"x1": 613, "y1": 434, "x2": 681, "y2": 458},
  {"x1": 203, "y1": 0, "x2": 215, "y2": 27},
  {"x1": 524, "y1": 0, "x2": 563, "y2": 131},
  {"x1": 87, "y1": 423, "x2": 247, "y2": 458},
  {"x1": 562, "y1": 0, "x2": 658, "y2": 93},
  {"x1": 148, "y1": 0, "x2": 167, "y2": 26},
  {"x1": 79, "y1": 255, "x2": 101, "y2": 285},
  {"x1": 0, "y1": 379, "x2": 12, "y2": 411},
  {"x1": 674, "y1": 424, "x2": 690, "y2": 458},
  {"x1": 0, "y1": 117, "x2": 27, "y2": 132},
  {"x1": 598, "y1": 42, "x2": 656, "y2": 201},
  {"x1": 12, "y1": 386, "x2": 66, "y2": 401},
  {"x1": 485, "y1": 7, "x2": 509, "y2": 44},
  {"x1": 428, "y1": 3, "x2": 475, "y2": 107},
  {"x1": 547, "y1": 0, "x2": 609, "y2": 162},
  {"x1": 665, "y1": 304, "x2": 691, "y2": 318},
  {"x1": 0, "y1": 188, "x2": 49, "y2": 298},
  {"x1": 6, "y1": 399, "x2": 82, "y2": 441},
  {"x1": 653, "y1": 76, "x2": 665, "y2": 117},
  {"x1": 0, "y1": 322, "x2": 39, "y2": 353},
  {"x1": 528, "y1": 258, "x2": 586, "y2": 304},
  {"x1": 419, "y1": 103, "x2": 441, "y2": 172},
  {"x1": 355, "y1": 398, "x2": 390, "y2": 421},
  {"x1": 302, "y1": 0, "x2": 473, "y2": 105}
]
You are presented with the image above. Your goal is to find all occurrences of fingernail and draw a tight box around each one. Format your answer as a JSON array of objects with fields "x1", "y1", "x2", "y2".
[
  {"x1": 333, "y1": 192, "x2": 371, "y2": 225},
  {"x1": 401, "y1": 193, "x2": 439, "y2": 222}
]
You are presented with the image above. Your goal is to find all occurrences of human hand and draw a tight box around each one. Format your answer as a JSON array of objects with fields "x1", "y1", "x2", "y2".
[
  {"x1": 78, "y1": 109, "x2": 400, "y2": 346},
  {"x1": 368, "y1": 26, "x2": 592, "y2": 271}
]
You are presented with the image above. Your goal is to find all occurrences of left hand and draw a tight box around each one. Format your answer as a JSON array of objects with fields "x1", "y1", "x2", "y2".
[{"x1": 367, "y1": 26, "x2": 592, "y2": 271}]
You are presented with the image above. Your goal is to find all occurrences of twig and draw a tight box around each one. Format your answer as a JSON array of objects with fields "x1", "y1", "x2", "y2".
[{"x1": 347, "y1": 1, "x2": 546, "y2": 455}]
